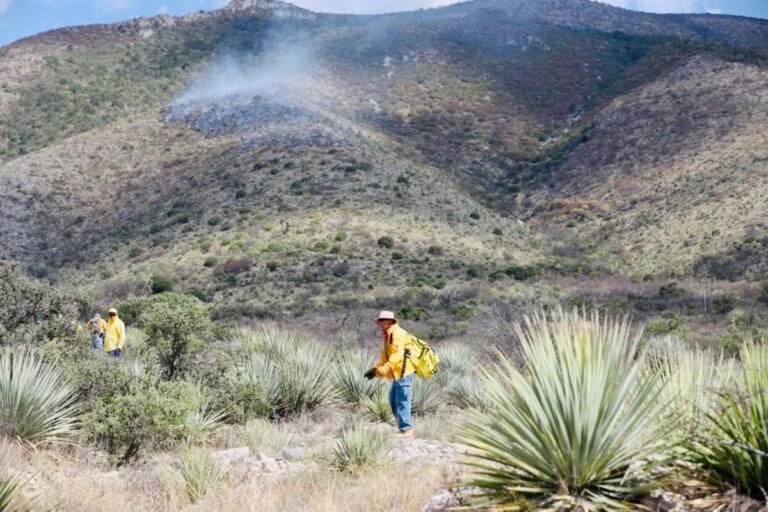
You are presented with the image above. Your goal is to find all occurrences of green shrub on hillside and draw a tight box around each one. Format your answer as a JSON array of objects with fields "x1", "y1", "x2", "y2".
[
  {"x1": 377, "y1": 236, "x2": 395, "y2": 249},
  {"x1": 116, "y1": 293, "x2": 211, "y2": 380},
  {"x1": 150, "y1": 275, "x2": 174, "y2": 294},
  {"x1": 333, "y1": 424, "x2": 391, "y2": 473}
]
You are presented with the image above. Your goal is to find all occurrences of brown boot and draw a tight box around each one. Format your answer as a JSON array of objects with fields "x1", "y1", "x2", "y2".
[{"x1": 393, "y1": 429, "x2": 414, "y2": 439}]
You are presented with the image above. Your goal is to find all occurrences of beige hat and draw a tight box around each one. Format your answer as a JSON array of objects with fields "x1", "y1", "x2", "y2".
[{"x1": 377, "y1": 310, "x2": 397, "y2": 321}]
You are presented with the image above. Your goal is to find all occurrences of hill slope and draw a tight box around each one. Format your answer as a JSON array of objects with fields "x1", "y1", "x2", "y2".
[{"x1": 1, "y1": 0, "x2": 768, "y2": 316}]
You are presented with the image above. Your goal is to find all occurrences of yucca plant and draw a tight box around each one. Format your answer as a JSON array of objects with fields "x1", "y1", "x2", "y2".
[
  {"x1": 435, "y1": 343, "x2": 479, "y2": 386},
  {"x1": 333, "y1": 350, "x2": 379, "y2": 404},
  {"x1": 0, "y1": 349, "x2": 79, "y2": 444},
  {"x1": 235, "y1": 339, "x2": 336, "y2": 418},
  {"x1": 183, "y1": 391, "x2": 227, "y2": 445},
  {"x1": 333, "y1": 423, "x2": 391, "y2": 473},
  {"x1": 243, "y1": 418, "x2": 296, "y2": 455},
  {"x1": 363, "y1": 389, "x2": 394, "y2": 424},
  {"x1": 460, "y1": 309, "x2": 674, "y2": 510},
  {"x1": 446, "y1": 376, "x2": 492, "y2": 411},
  {"x1": 172, "y1": 448, "x2": 222, "y2": 503},
  {"x1": 411, "y1": 378, "x2": 441, "y2": 416},
  {"x1": 689, "y1": 342, "x2": 768, "y2": 500}
]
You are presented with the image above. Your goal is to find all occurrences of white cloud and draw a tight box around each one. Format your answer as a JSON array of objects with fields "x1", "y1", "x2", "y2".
[
  {"x1": 599, "y1": 0, "x2": 631, "y2": 7},
  {"x1": 706, "y1": 7, "x2": 722, "y2": 14},
  {"x1": 0, "y1": 0, "x2": 12, "y2": 14}
]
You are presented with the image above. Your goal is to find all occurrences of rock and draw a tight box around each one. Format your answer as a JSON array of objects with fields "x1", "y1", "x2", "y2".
[
  {"x1": 422, "y1": 489, "x2": 460, "y2": 512},
  {"x1": 282, "y1": 447, "x2": 306, "y2": 461}
]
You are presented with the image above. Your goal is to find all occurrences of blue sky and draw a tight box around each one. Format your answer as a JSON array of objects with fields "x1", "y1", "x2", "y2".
[{"x1": 1, "y1": 0, "x2": 767, "y2": 47}]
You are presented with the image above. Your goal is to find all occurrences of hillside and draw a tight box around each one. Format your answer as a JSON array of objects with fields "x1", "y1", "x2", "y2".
[{"x1": 1, "y1": 0, "x2": 768, "y2": 319}]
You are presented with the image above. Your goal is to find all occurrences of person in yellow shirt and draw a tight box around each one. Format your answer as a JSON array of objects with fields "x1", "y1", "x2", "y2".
[
  {"x1": 103, "y1": 307, "x2": 126, "y2": 358},
  {"x1": 364, "y1": 310, "x2": 415, "y2": 438},
  {"x1": 87, "y1": 314, "x2": 107, "y2": 350}
]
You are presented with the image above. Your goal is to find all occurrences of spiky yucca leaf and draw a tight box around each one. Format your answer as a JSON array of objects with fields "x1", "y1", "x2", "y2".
[
  {"x1": 172, "y1": 448, "x2": 221, "y2": 503},
  {"x1": 0, "y1": 349, "x2": 79, "y2": 443},
  {"x1": 363, "y1": 389, "x2": 394, "y2": 424},
  {"x1": 333, "y1": 424, "x2": 391, "y2": 473},
  {"x1": 690, "y1": 343, "x2": 768, "y2": 499},
  {"x1": 333, "y1": 350, "x2": 379, "y2": 404},
  {"x1": 460, "y1": 309, "x2": 673, "y2": 510},
  {"x1": 0, "y1": 476, "x2": 23, "y2": 512}
]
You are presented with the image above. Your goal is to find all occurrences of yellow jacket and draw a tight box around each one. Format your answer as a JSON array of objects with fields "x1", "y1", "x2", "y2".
[
  {"x1": 375, "y1": 323, "x2": 415, "y2": 381},
  {"x1": 103, "y1": 316, "x2": 126, "y2": 352}
]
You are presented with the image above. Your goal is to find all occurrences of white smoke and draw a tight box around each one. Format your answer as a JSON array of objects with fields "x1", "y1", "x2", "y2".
[{"x1": 172, "y1": 30, "x2": 319, "y2": 105}]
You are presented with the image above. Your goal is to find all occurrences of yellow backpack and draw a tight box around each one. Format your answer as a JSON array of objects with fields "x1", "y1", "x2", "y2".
[{"x1": 407, "y1": 335, "x2": 439, "y2": 379}]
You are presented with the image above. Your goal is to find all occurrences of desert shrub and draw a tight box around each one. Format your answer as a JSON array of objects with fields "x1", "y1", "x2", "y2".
[
  {"x1": 334, "y1": 231, "x2": 347, "y2": 242},
  {"x1": 505, "y1": 265, "x2": 537, "y2": 281},
  {"x1": 333, "y1": 424, "x2": 391, "y2": 473},
  {"x1": 333, "y1": 350, "x2": 381, "y2": 404},
  {"x1": 460, "y1": 309, "x2": 673, "y2": 510},
  {"x1": 243, "y1": 418, "x2": 296, "y2": 455},
  {"x1": 758, "y1": 280, "x2": 768, "y2": 305},
  {"x1": 688, "y1": 343, "x2": 768, "y2": 499},
  {"x1": 0, "y1": 261, "x2": 73, "y2": 343},
  {"x1": 469, "y1": 211, "x2": 481, "y2": 220},
  {"x1": 658, "y1": 282, "x2": 686, "y2": 299},
  {"x1": 437, "y1": 343, "x2": 478, "y2": 377},
  {"x1": 150, "y1": 275, "x2": 174, "y2": 294},
  {"x1": 83, "y1": 376, "x2": 205, "y2": 465},
  {"x1": 492, "y1": 228, "x2": 503, "y2": 236},
  {"x1": 182, "y1": 394, "x2": 227, "y2": 446},
  {"x1": 710, "y1": 291, "x2": 737, "y2": 314},
  {"x1": 117, "y1": 293, "x2": 211, "y2": 380},
  {"x1": 377, "y1": 236, "x2": 394, "y2": 249},
  {"x1": 172, "y1": 448, "x2": 221, "y2": 503},
  {"x1": 203, "y1": 257, "x2": 218, "y2": 268},
  {"x1": 427, "y1": 245, "x2": 444, "y2": 256},
  {"x1": 0, "y1": 348, "x2": 79, "y2": 444},
  {"x1": 223, "y1": 258, "x2": 253, "y2": 275},
  {"x1": 397, "y1": 304, "x2": 430, "y2": 321},
  {"x1": 363, "y1": 389, "x2": 394, "y2": 424}
]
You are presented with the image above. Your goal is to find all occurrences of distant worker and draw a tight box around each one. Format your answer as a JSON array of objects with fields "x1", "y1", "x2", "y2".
[
  {"x1": 364, "y1": 310, "x2": 415, "y2": 438},
  {"x1": 87, "y1": 314, "x2": 107, "y2": 351},
  {"x1": 103, "y1": 308, "x2": 125, "y2": 358}
]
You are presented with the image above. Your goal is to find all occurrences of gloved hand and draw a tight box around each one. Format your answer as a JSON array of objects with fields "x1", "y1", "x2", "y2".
[{"x1": 363, "y1": 368, "x2": 377, "y2": 380}]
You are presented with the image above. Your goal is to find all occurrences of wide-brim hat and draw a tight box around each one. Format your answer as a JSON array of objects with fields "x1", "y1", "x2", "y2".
[
  {"x1": 108, "y1": 308, "x2": 118, "y2": 315},
  {"x1": 376, "y1": 310, "x2": 397, "y2": 322}
]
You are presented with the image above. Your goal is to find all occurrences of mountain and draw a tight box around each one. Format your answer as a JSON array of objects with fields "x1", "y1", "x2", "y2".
[{"x1": 1, "y1": 0, "x2": 767, "y2": 317}]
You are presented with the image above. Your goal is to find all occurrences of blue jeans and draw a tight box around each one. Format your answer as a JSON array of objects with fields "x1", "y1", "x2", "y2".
[
  {"x1": 108, "y1": 348, "x2": 122, "y2": 358},
  {"x1": 389, "y1": 374, "x2": 413, "y2": 432},
  {"x1": 92, "y1": 333, "x2": 104, "y2": 351}
]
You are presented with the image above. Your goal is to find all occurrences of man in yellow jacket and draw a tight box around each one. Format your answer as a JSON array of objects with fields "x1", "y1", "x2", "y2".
[
  {"x1": 103, "y1": 307, "x2": 126, "y2": 358},
  {"x1": 365, "y1": 310, "x2": 415, "y2": 438}
]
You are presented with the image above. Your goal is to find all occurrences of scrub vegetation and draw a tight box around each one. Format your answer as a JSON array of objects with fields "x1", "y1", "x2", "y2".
[{"x1": 3, "y1": 0, "x2": 768, "y2": 509}]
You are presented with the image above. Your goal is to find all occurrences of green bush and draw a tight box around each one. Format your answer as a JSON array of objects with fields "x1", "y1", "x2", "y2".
[
  {"x1": 363, "y1": 390, "x2": 394, "y2": 424},
  {"x1": 0, "y1": 348, "x2": 79, "y2": 444},
  {"x1": 460, "y1": 309, "x2": 672, "y2": 509},
  {"x1": 427, "y1": 245, "x2": 444, "y2": 256},
  {"x1": 504, "y1": 265, "x2": 537, "y2": 281},
  {"x1": 150, "y1": 275, "x2": 174, "y2": 294},
  {"x1": 203, "y1": 257, "x2": 219, "y2": 268},
  {"x1": 83, "y1": 376, "x2": 204, "y2": 464},
  {"x1": 377, "y1": 236, "x2": 395, "y2": 249},
  {"x1": 758, "y1": 280, "x2": 768, "y2": 305},
  {"x1": 658, "y1": 282, "x2": 686, "y2": 299},
  {"x1": 711, "y1": 291, "x2": 737, "y2": 314},
  {"x1": 243, "y1": 418, "x2": 296, "y2": 455},
  {"x1": 116, "y1": 293, "x2": 211, "y2": 380},
  {"x1": 333, "y1": 424, "x2": 391, "y2": 473}
]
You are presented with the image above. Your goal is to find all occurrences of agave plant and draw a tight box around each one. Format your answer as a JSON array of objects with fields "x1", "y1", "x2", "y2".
[
  {"x1": 460, "y1": 309, "x2": 674, "y2": 510},
  {"x1": 689, "y1": 342, "x2": 768, "y2": 500},
  {"x1": 243, "y1": 418, "x2": 296, "y2": 455},
  {"x1": 446, "y1": 376, "x2": 492, "y2": 411},
  {"x1": 0, "y1": 349, "x2": 79, "y2": 444},
  {"x1": 333, "y1": 423, "x2": 391, "y2": 473},
  {"x1": 363, "y1": 389, "x2": 394, "y2": 424}
]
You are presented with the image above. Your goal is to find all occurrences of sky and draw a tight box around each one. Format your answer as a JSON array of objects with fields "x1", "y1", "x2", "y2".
[{"x1": 1, "y1": 0, "x2": 767, "y2": 47}]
